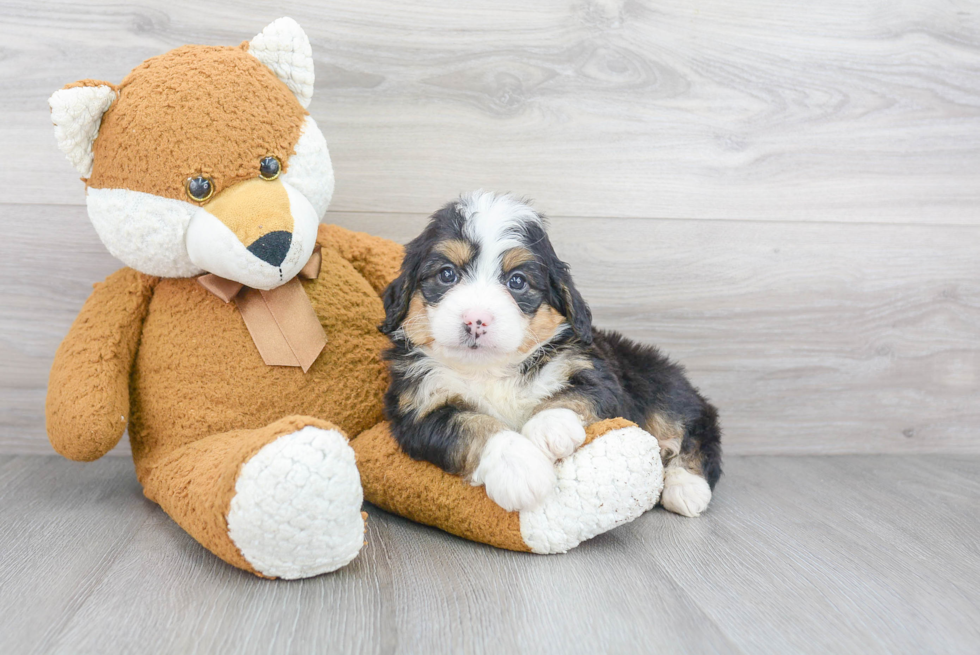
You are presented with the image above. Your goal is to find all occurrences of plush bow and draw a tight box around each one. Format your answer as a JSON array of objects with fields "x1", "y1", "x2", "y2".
[{"x1": 197, "y1": 247, "x2": 326, "y2": 372}]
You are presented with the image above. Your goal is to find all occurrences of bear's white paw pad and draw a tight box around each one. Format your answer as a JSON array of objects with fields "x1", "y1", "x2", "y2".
[
  {"x1": 473, "y1": 430, "x2": 557, "y2": 512},
  {"x1": 521, "y1": 408, "x2": 587, "y2": 461},
  {"x1": 227, "y1": 426, "x2": 364, "y2": 579},
  {"x1": 660, "y1": 467, "x2": 712, "y2": 517}
]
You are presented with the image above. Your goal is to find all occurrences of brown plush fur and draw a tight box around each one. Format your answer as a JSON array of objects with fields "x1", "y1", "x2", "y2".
[
  {"x1": 50, "y1": 31, "x2": 423, "y2": 577},
  {"x1": 127, "y1": 228, "x2": 395, "y2": 468},
  {"x1": 142, "y1": 414, "x2": 345, "y2": 577},
  {"x1": 353, "y1": 422, "x2": 530, "y2": 552},
  {"x1": 87, "y1": 44, "x2": 307, "y2": 201},
  {"x1": 47, "y1": 267, "x2": 157, "y2": 461},
  {"x1": 48, "y1": 225, "x2": 403, "y2": 575}
]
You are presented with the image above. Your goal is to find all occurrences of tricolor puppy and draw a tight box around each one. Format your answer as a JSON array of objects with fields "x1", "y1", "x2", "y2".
[{"x1": 380, "y1": 192, "x2": 722, "y2": 516}]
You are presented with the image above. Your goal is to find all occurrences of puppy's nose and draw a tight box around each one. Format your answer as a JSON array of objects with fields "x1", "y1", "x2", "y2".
[
  {"x1": 247, "y1": 230, "x2": 292, "y2": 266},
  {"x1": 462, "y1": 310, "x2": 493, "y2": 338}
]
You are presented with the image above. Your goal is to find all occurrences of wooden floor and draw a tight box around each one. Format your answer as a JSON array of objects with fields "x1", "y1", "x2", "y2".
[{"x1": 1, "y1": 453, "x2": 978, "y2": 655}]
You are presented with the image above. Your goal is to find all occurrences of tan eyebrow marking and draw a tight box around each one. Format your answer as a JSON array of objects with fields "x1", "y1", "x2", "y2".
[
  {"x1": 502, "y1": 247, "x2": 535, "y2": 272},
  {"x1": 434, "y1": 239, "x2": 474, "y2": 267}
]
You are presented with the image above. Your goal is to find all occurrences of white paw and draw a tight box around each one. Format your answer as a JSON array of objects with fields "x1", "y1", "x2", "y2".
[
  {"x1": 227, "y1": 426, "x2": 365, "y2": 579},
  {"x1": 660, "y1": 467, "x2": 712, "y2": 517},
  {"x1": 472, "y1": 430, "x2": 557, "y2": 512},
  {"x1": 521, "y1": 408, "x2": 587, "y2": 461}
]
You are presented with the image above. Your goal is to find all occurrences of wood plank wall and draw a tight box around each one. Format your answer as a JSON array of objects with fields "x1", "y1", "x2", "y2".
[{"x1": 1, "y1": 0, "x2": 977, "y2": 455}]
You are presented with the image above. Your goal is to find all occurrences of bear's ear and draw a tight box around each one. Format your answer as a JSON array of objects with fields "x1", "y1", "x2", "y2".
[
  {"x1": 247, "y1": 17, "x2": 315, "y2": 109},
  {"x1": 49, "y1": 82, "x2": 116, "y2": 177}
]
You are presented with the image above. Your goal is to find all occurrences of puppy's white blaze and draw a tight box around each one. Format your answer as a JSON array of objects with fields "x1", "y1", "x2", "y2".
[
  {"x1": 458, "y1": 191, "x2": 542, "y2": 284},
  {"x1": 280, "y1": 116, "x2": 334, "y2": 219},
  {"x1": 428, "y1": 280, "x2": 527, "y2": 357},
  {"x1": 185, "y1": 181, "x2": 319, "y2": 290},
  {"x1": 427, "y1": 192, "x2": 554, "y2": 365},
  {"x1": 87, "y1": 187, "x2": 203, "y2": 278}
]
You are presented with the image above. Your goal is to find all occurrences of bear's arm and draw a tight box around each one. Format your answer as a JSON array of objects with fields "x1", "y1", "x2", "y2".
[
  {"x1": 317, "y1": 224, "x2": 405, "y2": 297},
  {"x1": 46, "y1": 268, "x2": 158, "y2": 461}
]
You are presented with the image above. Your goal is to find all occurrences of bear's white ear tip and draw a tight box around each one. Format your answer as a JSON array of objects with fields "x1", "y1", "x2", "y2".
[
  {"x1": 49, "y1": 85, "x2": 116, "y2": 177},
  {"x1": 248, "y1": 17, "x2": 314, "y2": 108},
  {"x1": 264, "y1": 16, "x2": 305, "y2": 37}
]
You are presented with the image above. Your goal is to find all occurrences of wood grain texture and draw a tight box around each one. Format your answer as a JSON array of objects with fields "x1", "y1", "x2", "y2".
[
  {"x1": 0, "y1": 456, "x2": 149, "y2": 655},
  {"x1": 1, "y1": 0, "x2": 979, "y2": 222},
  {"x1": 0, "y1": 454, "x2": 978, "y2": 654},
  {"x1": 3, "y1": 206, "x2": 977, "y2": 455}
]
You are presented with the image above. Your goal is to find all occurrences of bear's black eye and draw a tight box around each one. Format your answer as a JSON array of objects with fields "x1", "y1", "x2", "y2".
[
  {"x1": 438, "y1": 266, "x2": 458, "y2": 284},
  {"x1": 259, "y1": 156, "x2": 281, "y2": 180},
  {"x1": 185, "y1": 176, "x2": 214, "y2": 202},
  {"x1": 508, "y1": 273, "x2": 528, "y2": 291}
]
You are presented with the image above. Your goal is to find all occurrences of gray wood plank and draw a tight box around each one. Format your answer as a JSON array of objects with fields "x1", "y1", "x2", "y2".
[
  {"x1": 1, "y1": 454, "x2": 979, "y2": 654},
  {"x1": 2, "y1": 0, "x2": 979, "y2": 222},
  {"x1": 633, "y1": 455, "x2": 980, "y2": 654},
  {"x1": 0, "y1": 456, "x2": 151, "y2": 655},
  {"x1": 767, "y1": 456, "x2": 980, "y2": 583},
  {"x1": 48, "y1": 493, "x2": 738, "y2": 655},
  {"x1": 3, "y1": 206, "x2": 977, "y2": 456}
]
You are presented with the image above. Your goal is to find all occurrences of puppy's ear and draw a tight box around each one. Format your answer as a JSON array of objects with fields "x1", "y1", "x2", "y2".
[
  {"x1": 379, "y1": 244, "x2": 424, "y2": 335},
  {"x1": 549, "y1": 259, "x2": 593, "y2": 345},
  {"x1": 380, "y1": 272, "x2": 414, "y2": 335}
]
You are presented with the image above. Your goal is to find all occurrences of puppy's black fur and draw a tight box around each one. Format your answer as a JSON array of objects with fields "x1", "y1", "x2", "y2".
[{"x1": 380, "y1": 198, "x2": 722, "y2": 493}]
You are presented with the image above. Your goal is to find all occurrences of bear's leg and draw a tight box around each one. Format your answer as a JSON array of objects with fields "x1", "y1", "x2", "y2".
[
  {"x1": 351, "y1": 418, "x2": 664, "y2": 554},
  {"x1": 137, "y1": 415, "x2": 364, "y2": 579}
]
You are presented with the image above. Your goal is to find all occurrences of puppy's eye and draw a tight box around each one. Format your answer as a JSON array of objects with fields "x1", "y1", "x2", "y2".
[
  {"x1": 185, "y1": 176, "x2": 214, "y2": 202},
  {"x1": 438, "y1": 266, "x2": 458, "y2": 284},
  {"x1": 259, "y1": 156, "x2": 281, "y2": 180},
  {"x1": 508, "y1": 273, "x2": 528, "y2": 291}
]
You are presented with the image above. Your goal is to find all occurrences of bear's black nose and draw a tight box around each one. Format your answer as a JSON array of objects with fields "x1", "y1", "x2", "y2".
[{"x1": 247, "y1": 231, "x2": 292, "y2": 267}]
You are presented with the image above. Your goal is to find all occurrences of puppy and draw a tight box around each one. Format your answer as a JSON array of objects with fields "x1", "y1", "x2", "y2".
[{"x1": 380, "y1": 191, "x2": 722, "y2": 516}]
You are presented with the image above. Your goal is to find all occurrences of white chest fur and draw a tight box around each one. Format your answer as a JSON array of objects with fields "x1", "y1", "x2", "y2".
[{"x1": 409, "y1": 353, "x2": 580, "y2": 429}]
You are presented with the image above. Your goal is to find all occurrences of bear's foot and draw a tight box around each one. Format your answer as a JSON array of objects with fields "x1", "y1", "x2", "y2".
[
  {"x1": 226, "y1": 426, "x2": 365, "y2": 579},
  {"x1": 518, "y1": 423, "x2": 663, "y2": 553},
  {"x1": 137, "y1": 416, "x2": 365, "y2": 579}
]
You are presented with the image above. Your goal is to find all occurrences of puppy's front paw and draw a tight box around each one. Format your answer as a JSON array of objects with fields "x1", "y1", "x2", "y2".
[
  {"x1": 521, "y1": 408, "x2": 587, "y2": 460},
  {"x1": 472, "y1": 431, "x2": 557, "y2": 512},
  {"x1": 661, "y1": 467, "x2": 712, "y2": 517}
]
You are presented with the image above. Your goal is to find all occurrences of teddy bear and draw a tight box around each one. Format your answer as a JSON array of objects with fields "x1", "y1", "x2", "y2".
[{"x1": 47, "y1": 18, "x2": 665, "y2": 578}]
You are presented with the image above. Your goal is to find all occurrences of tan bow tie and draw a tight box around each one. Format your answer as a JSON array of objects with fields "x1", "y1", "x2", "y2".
[{"x1": 197, "y1": 246, "x2": 326, "y2": 373}]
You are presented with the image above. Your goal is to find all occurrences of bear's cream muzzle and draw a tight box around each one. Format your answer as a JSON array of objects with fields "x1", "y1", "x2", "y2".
[{"x1": 186, "y1": 178, "x2": 319, "y2": 290}]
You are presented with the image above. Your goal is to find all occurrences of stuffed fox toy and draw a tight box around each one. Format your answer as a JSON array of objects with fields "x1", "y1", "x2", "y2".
[{"x1": 47, "y1": 18, "x2": 664, "y2": 579}]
